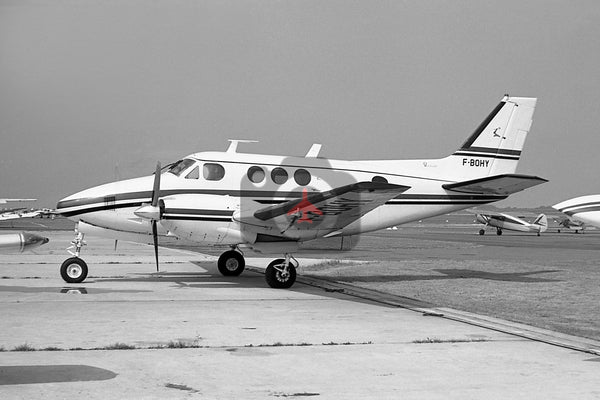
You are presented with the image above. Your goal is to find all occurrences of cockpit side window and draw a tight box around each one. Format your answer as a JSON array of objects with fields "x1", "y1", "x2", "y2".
[
  {"x1": 168, "y1": 159, "x2": 195, "y2": 177},
  {"x1": 203, "y1": 163, "x2": 225, "y2": 181},
  {"x1": 185, "y1": 166, "x2": 200, "y2": 179}
]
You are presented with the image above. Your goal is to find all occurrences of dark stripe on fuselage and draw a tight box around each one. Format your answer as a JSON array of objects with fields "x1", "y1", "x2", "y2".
[
  {"x1": 561, "y1": 204, "x2": 600, "y2": 215},
  {"x1": 58, "y1": 192, "x2": 504, "y2": 218},
  {"x1": 163, "y1": 208, "x2": 234, "y2": 217},
  {"x1": 462, "y1": 147, "x2": 521, "y2": 156},
  {"x1": 59, "y1": 202, "x2": 144, "y2": 218},
  {"x1": 56, "y1": 190, "x2": 305, "y2": 210},
  {"x1": 452, "y1": 152, "x2": 520, "y2": 161},
  {"x1": 162, "y1": 216, "x2": 232, "y2": 222}
]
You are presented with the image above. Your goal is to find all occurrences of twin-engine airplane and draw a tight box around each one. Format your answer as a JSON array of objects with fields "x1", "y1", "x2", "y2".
[
  {"x1": 553, "y1": 195, "x2": 600, "y2": 231},
  {"x1": 56, "y1": 95, "x2": 547, "y2": 288},
  {"x1": 474, "y1": 211, "x2": 548, "y2": 236}
]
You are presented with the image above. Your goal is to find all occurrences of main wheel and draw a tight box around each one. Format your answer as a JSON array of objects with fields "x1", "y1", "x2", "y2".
[
  {"x1": 478, "y1": 229, "x2": 485, "y2": 235},
  {"x1": 265, "y1": 259, "x2": 297, "y2": 289},
  {"x1": 217, "y1": 250, "x2": 245, "y2": 276},
  {"x1": 60, "y1": 257, "x2": 88, "y2": 283},
  {"x1": 496, "y1": 229, "x2": 503, "y2": 236}
]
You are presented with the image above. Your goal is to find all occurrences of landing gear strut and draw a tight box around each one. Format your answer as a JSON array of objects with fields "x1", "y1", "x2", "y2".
[
  {"x1": 60, "y1": 230, "x2": 88, "y2": 283},
  {"x1": 265, "y1": 254, "x2": 298, "y2": 289}
]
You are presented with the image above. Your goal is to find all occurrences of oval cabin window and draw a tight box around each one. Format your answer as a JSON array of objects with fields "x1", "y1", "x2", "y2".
[
  {"x1": 247, "y1": 166, "x2": 265, "y2": 183},
  {"x1": 294, "y1": 169, "x2": 311, "y2": 186},
  {"x1": 271, "y1": 167, "x2": 288, "y2": 184}
]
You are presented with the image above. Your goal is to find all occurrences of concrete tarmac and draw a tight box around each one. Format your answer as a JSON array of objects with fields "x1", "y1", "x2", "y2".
[{"x1": 1, "y1": 231, "x2": 600, "y2": 399}]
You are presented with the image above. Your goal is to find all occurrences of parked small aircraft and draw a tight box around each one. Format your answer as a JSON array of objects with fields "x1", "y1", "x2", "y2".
[
  {"x1": 55, "y1": 95, "x2": 546, "y2": 288},
  {"x1": 474, "y1": 211, "x2": 548, "y2": 236},
  {"x1": 552, "y1": 215, "x2": 588, "y2": 233},
  {"x1": 553, "y1": 195, "x2": 600, "y2": 230}
]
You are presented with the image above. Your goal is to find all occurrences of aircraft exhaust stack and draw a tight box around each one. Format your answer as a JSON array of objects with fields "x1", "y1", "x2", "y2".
[{"x1": 0, "y1": 232, "x2": 49, "y2": 253}]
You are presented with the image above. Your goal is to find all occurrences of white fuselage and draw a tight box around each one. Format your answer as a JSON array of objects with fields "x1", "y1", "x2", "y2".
[
  {"x1": 553, "y1": 195, "x2": 600, "y2": 230},
  {"x1": 56, "y1": 151, "x2": 506, "y2": 248}
]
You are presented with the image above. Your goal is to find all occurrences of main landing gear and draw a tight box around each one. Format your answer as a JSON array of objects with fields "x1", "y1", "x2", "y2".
[
  {"x1": 217, "y1": 248, "x2": 298, "y2": 289},
  {"x1": 60, "y1": 231, "x2": 88, "y2": 284},
  {"x1": 58, "y1": 232, "x2": 299, "y2": 289},
  {"x1": 264, "y1": 254, "x2": 298, "y2": 289}
]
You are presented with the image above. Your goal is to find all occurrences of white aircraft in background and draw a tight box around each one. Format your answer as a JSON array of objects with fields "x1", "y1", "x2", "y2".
[
  {"x1": 474, "y1": 211, "x2": 548, "y2": 236},
  {"x1": 0, "y1": 209, "x2": 42, "y2": 221},
  {"x1": 553, "y1": 195, "x2": 600, "y2": 231},
  {"x1": 55, "y1": 95, "x2": 546, "y2": 288},
  {"x1": 0, "y1": 199, "x2": 36, "y2": 218},
  {"x1": 0, "y1": 198, "x2": 37, "y2": 204}
]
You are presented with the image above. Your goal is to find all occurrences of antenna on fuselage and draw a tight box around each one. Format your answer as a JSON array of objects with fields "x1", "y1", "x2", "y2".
[
  {"x1": 226, "y1": 139, "x2": 259, "y2": 153},
  {"x1": 305, "y1": 143, "x2": 322, "y2": 158}
]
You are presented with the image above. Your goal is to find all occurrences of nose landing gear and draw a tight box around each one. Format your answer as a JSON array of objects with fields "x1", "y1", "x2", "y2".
[{"x1": 60, "y1": 231, "x2": 88, "y2": 283}]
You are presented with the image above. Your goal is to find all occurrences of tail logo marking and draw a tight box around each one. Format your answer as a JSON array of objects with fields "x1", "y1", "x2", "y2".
[{"x1": 492, "y1": 127, "x2": 506, "y2": 139}]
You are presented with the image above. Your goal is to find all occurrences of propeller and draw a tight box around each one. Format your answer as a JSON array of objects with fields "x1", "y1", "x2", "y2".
[{"x1": 134, "y1": 162, "x2": 163, "y2": 272}]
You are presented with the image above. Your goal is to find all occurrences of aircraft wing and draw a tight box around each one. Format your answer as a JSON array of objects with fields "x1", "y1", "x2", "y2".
[
  {"x1": 242, "y1": 182, "x2": 410, "y2": 234},
  {"x1": 443, "y1": 174, "x2": 547, "y2": 196}
]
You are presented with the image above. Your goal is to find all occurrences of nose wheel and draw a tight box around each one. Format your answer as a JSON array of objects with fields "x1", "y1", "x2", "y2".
[
  {"x1": 60, "y1": 230, "x2": 89, "y2": 283},
  {"x1": 60, "y1": 257, "x2": 88, "y2": 283}
]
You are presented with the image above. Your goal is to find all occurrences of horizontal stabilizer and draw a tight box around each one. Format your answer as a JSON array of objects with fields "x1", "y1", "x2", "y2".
[{"x1": 443, "y1": 174, "x2": 547, "y2": 196}]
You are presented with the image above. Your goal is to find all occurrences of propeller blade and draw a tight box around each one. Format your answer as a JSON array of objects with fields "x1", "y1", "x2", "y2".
[
  {"x1": 151, "y1": 162, "x2": 161, "y2": 207},
  {"x1": 151, "y1": 162, "x2": 161, "y2": 272},
  {"x1": 152, "y1": 220, "x2": 159, "y2": 272}
]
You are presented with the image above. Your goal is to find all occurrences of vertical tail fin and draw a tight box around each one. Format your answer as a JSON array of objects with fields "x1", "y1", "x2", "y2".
[
  {"x1": 442, "y1": 95, "x2": 537, "y2": 181},
  {"x1": 533, "y1": 214, "x2": 548, "y2": 232}
]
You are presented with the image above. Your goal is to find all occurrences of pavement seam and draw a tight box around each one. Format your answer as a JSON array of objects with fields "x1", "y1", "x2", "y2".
[{"x1": 247, "y1": 267, "x2": 600, "y2": 356}]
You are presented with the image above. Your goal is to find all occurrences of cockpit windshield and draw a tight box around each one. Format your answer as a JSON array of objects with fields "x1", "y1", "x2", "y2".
[{"x1": 168, "y1": 158, "x2": 195, "y2": 176}]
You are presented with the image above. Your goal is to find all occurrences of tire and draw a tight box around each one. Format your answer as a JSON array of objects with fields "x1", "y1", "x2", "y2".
[
  {"x1": 478, "y1": 229, "x2": 485, "y2": 235},
  {"x1": 217, "y1": 250, "x2": 245, "y2": 276},
  {"x1": 265, "y1": 259, "x2": 297, "y2": 289},
  {"x1": 496, "y1": 229, "x2": 503, "y2": 236},
  {"x1": 60, "y1": 257, "x2": 88, "y2": 283}
]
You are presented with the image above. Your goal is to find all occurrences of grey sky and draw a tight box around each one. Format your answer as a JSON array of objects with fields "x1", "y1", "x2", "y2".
[{"x1": 1, "y1": 0, "x2": 599, "y2": 208}]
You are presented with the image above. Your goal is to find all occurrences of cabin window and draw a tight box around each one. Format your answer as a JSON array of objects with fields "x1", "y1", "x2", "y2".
[
  {"x1": 203, "y1": 163, "x2": 225, "y2": 181},
  {"x1": 247, "y1": 166, "x2": 265, "y2": 183},
  {"x1": 294, "y1": 169, "x2": 311, "y2": 186},
  {"x1": 185, "y1": 166, "x2": 199, "y2": 179},
  {"x1": 271, "y1": 167, "x2": 288, "y2": 184},
  {"x1": 168, "y1": 158, "x2": 195, "y2": 177},
  {"x1": 372, "y1": 176, "x2": 388, "y2": 184}
]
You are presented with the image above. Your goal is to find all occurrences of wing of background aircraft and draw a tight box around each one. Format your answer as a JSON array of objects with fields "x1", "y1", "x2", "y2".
[
  {"x1": 443, "y1": 174, "x2": 547, "y2": 196},
  {"x1": 238, "y1": 181, "x2": 410, "y2": 235},
  {"x1": 0, "y1": 209, "x2": 42, "y2": 221},
  {"x1": 0, "y1": 199, "x2": 37, "y2": 204}
]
